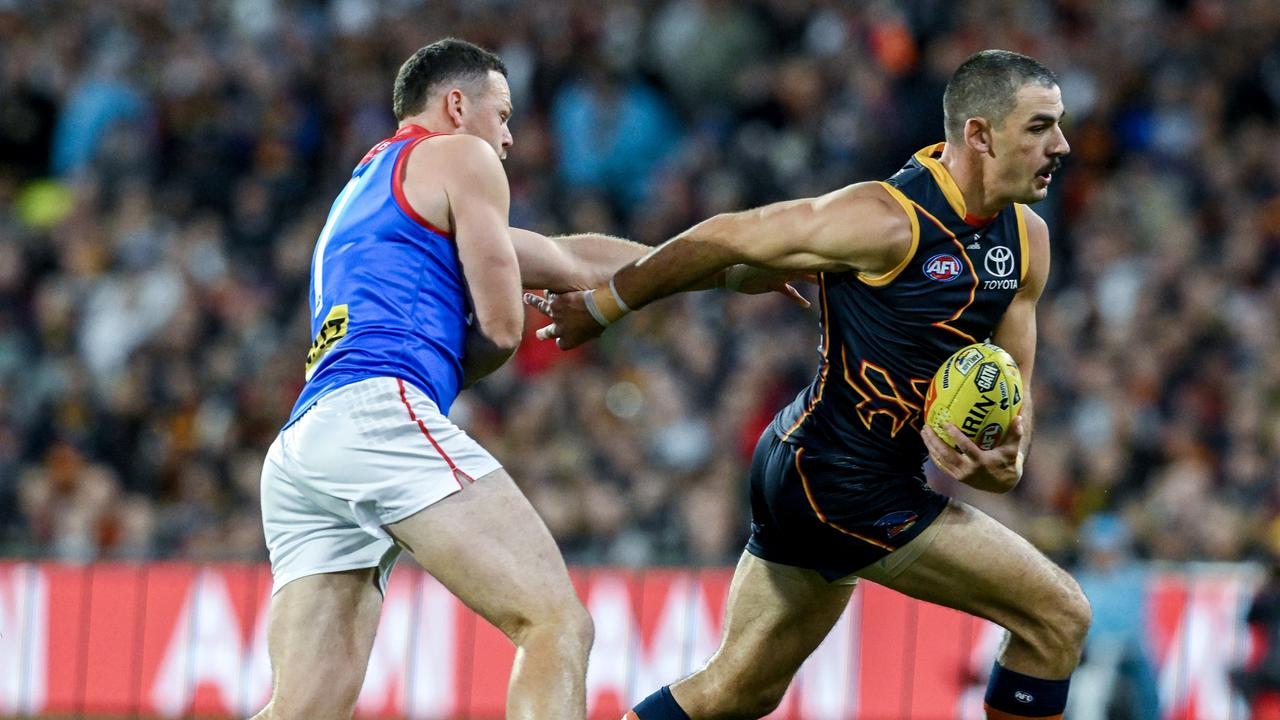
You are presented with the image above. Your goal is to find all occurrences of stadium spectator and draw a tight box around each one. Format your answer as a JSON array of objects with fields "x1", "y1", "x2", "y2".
[{"x1": 0, "y1": 0, "x2": 1277, "y2": 574}]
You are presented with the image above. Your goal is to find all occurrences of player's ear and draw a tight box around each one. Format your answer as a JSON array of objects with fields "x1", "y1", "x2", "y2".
[
  {"x1": 445, "y1": 88, "x2": 466, "y2": 128},
  {"x1": 964, "y1": 117, "x2": 993, "y2": 155}
]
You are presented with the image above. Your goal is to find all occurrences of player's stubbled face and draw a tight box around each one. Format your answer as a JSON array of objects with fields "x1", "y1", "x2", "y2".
[
  {"x1": 462, "y1": 71, "x2": 514, "y2": 160},
  {"x1": 992, "y1": 83, "x2": 1069, "y2": 204}
]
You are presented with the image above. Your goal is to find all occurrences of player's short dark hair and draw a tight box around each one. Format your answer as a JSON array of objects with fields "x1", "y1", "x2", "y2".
[
  {"x1": 943, "y1": 50, "x2": 1058, "y2": 143},
  {"x1": 392, "y1": 38, "x2": 508, "y2": 121}
]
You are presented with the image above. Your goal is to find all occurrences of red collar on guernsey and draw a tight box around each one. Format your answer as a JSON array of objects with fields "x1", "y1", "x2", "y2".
[
  {"x1": 394, "y1": 123, "x2": 432, "y2": 139},
  {"x1": 358, "y1": 124, "x2": 441, "y2": 166},
  {"x1": 963, "y1": 211, "x2": 998, "y2": 228}
]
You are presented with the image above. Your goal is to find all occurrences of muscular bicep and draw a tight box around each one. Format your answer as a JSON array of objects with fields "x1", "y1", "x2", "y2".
[
  {"x1": 434, "y1": 137, "x2": 523, "y2": 346},
  {"x1": 707, "y1": 182, "x2": 914, "y2": 275}
]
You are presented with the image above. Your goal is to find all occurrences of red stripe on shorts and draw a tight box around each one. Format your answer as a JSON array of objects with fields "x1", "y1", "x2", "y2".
[{"x1": 397, "y1": 378, "x2": 474, "y2": 488}]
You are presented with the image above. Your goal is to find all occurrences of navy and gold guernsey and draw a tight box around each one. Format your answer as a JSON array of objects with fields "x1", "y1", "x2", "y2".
[{"x1": 747, "y1": 143, "x2": 1032, "y2": 581}]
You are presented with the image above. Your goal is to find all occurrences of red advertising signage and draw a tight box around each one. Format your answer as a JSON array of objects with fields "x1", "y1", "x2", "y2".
[{"x1": 0, "y1": 562, "x2": 1258, "y2": 719}]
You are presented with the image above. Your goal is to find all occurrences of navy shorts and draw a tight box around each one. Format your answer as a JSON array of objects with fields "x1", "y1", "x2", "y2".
[{"x1": 745, "y1": 429, "x2": 949, "y2": 581}]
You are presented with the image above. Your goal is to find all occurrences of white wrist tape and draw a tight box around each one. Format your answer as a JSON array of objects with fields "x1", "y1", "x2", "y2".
[
  {"x1": 583, "y1": 289, "x2": 611, "y2": 327},
  {"x1": 608, "y1": 277, "x2": 633, "y2": 313}
]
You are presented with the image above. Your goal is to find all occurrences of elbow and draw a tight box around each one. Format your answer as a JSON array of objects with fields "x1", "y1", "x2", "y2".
[
  {"x1": 683, "y1": 212, "x2": 751, "y2": 261},
  {"x1": 472, "y1": 311, "x2": 524, "y2": 354},
  {"x1": 483, "y1": 323, "x2": 523, "y2": 354}
]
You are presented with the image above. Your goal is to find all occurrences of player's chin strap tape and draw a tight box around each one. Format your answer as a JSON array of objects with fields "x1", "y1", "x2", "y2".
[{"x1": 583, "y1": 289, "x2": 612, "y2": 327}]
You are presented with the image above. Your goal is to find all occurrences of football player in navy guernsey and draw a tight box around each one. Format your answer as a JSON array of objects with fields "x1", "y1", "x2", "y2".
[
  {"x1": 530, "y1": 50, "x2": 1088, "y2": 720},
  {"x1": 254, "y1": 38, "x2": 803, "y2": 720}
]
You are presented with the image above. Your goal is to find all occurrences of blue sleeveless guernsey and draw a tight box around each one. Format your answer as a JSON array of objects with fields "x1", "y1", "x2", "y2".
[{"x1": 285, "y1": 124, "x2": 469, "y2": 429}]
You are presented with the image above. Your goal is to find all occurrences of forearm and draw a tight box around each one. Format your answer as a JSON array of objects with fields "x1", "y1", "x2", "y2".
[
  {"x1": 549, "y1": 233, "x2": 649, "y2": 287},
  {"x1": 511, "y1": 228, "x2": 649, "y2": 291},
  {"x1": 562, "y1": 232, "x2": 744, "y2": 293},
  {"x1": 612, "y1": 214, "x2": 746, "y2": 310}
]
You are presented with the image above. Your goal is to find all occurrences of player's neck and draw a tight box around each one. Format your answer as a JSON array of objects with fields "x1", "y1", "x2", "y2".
[
  {"x1": 399, "y1": 113, "x2": 455, "y2": 136},
  {"x1": 938, "y1": 145, "x2": 1003, "y2": 222}
]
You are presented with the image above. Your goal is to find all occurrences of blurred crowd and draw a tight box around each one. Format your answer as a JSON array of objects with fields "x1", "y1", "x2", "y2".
[{"x1": 0, "y1": 0, "x2": 1278, "y2": 572}]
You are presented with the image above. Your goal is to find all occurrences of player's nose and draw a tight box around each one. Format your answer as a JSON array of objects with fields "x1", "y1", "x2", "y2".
[{"x1": 1051, "y1": 125, "x2": 1070, "y2": 157}]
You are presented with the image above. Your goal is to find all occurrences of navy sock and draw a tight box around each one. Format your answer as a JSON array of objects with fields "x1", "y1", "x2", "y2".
[
  {"x1": 630, "y1": 685, "x2": 692, "y2": 720},
  {"x1": 983, "y1": 662, "x2": 1070, "y2": 718}
]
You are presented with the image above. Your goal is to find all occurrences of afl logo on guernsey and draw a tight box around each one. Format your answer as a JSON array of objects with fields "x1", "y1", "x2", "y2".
[{"x1": 923, "y1": 253, "x2": 963, "y2": 282}]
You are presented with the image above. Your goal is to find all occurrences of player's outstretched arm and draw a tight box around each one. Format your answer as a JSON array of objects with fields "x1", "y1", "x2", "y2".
[
  {"x1": 511, "y1": 228, "x2": 810, "y2": 308},
  {"x1": 923, "y1": 205, "x2": 1050, "y2": 493},
  {"x1": 529, "y1": 182, "x2": 912, "y2": 348},
  {"x1": 615, "y1": 181, "x2": 911, "y2": 306},
  {"x1": 509, "y1": 228, "x2": 649, "y2": 291},
  {"x1": 425, "y1": 134, "x2": 524, "y2": 384}
]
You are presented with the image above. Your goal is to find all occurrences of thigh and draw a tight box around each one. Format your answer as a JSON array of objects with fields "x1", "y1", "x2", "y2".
[
  {"x1": 261, "y1": 432, "x2": 401, "y2": 596},
  {"x1": 383, "y1": 468, "x2": 580, "y2": 636},
  {"x1": 687, "y1": 551, "x2": 853, "y2": 692},
  {"x1": 266, "y1": 569, "x2": 384, "y2": 710},
  {"x1": 878, "y1": 499, "x2": 1078, "y2": 639}
]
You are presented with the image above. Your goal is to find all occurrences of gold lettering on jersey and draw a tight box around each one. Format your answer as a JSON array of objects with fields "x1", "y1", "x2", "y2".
[{"x1": 305, "y1": 304, "x2": 349, "y2": 380}]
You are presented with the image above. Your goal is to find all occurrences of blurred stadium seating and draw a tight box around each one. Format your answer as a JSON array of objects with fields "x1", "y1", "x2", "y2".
[{"x1": 0, "y1": 0, "x2": 1278, "y2": 717}]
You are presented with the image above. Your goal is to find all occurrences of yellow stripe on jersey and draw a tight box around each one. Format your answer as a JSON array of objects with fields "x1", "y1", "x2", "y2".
[
  {"x1": 794, "y1": 448, "x2": 897, "y2": 552},
  {"x1": 912, "y1": 202, "x2": 978, "y2": 344},
  {"x1": 858, "y1": 182, "x2": 921, "y2": 287},
  {"x1": 913, "y1": 143, "x2": 969, "y2": 221},
  {"x1": 781, "y1": 275, "x2": 832, "y2": 441},
  {"x1": 1014, "y1": 203, "x2": 1030, "y2": 284}
]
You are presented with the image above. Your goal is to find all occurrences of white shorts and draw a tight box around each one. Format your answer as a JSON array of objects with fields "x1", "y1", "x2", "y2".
[{"x1": 260, "y1": 376, "x2": 503, "y2": 596}]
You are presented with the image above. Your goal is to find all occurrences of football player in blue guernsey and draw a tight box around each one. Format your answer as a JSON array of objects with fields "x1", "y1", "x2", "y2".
[
  {"x1": 253, "y1": 39, "x2": 801, "y2": 720},
  {"x1": 531, "y1": 50, "x2": 1088, "y2": 720}
]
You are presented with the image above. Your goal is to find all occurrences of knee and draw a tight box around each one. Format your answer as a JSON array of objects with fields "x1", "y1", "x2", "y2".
[
  {"x1": 1027, "y1": 574, "x2": 1092, "y2": 665},
  {"x1": 559, "y1": 600, "x2": 595, "y2": 655},
  {"x1": 501, "y1": 596, "x2": 594, "y2": 656}
]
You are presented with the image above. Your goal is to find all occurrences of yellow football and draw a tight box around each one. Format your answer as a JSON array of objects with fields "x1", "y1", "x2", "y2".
[{"x1": 924, "y1": 342, "x2": 1023, "y2": 450}]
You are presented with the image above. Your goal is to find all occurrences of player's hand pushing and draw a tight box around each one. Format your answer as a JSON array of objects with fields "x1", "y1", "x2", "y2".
[
  {"x1": 921, "y1": 416, "x2": 1025, "y2": 493},
  {"x1": 527, "y1": 269, "x2": 810, "y2": 350},
  {"x1": 525, "y1": 290, "x2": 602, "y2": 350}
]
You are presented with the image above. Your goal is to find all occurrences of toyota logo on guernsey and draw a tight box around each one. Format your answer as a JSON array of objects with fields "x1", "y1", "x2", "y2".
[
  {"x1": 985, "y1": 245, "x2": 1014, "y2": 277},
  {"x1": 923, "y1": 253, "x2": 963, "y2": 282}
]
